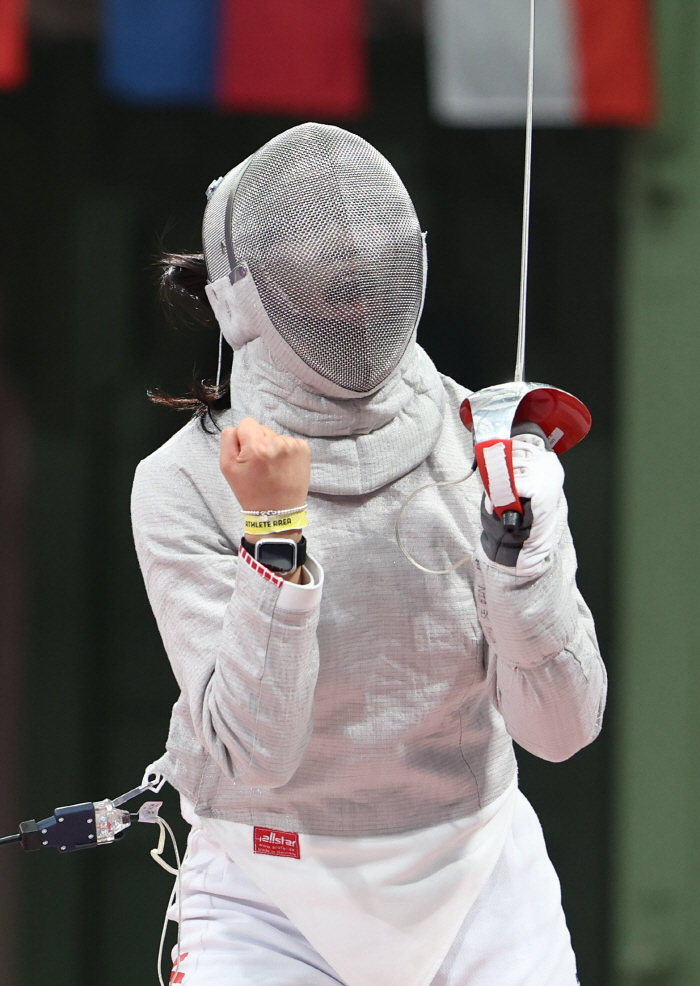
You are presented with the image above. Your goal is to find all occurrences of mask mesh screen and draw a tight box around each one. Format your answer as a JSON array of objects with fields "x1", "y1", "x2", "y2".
[{"x1": 222, "y1": 124, "x2": 424, "y2": 393}]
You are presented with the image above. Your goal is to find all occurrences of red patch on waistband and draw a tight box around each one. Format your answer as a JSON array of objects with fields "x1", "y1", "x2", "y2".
[
  {"x1": 169, "y1": 951, "x2": 188, "y2": 983},
  {"x1": 254, "y1": 826, "x2": 301, "y2": 859}
]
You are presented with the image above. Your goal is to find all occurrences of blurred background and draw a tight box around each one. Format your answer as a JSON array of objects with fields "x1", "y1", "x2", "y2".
[{"x1": 0, "y1": 0, "x2": 695, "y2": 984}]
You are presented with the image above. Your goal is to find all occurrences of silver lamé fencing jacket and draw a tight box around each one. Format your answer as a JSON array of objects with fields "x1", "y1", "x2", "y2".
[{"x1": 131, "y1": 342, "x2": 606, "y2": 838}]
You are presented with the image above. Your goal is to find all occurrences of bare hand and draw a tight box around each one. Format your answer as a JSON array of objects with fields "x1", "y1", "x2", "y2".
[{"x1": 220, "y1": 418, "x2": 310, "y2": 513}]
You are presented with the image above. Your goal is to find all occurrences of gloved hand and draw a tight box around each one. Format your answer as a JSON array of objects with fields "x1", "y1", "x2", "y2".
[{"x1": 479, "y1": 429, "x2": 564, "y2": 577}]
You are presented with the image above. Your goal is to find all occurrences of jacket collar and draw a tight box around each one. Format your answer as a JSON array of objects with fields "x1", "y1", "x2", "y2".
[{"x1": 220, "y1": 339, "x2": 446, "y2": 496}]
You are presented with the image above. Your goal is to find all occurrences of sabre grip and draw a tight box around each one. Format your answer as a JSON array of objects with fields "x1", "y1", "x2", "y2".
[
  {"x1": 501, "y1": 510, "x2": 522, "y2": 534},
  {"x1": 480, "y1": 496, "x2": 534, "y2": 566}
]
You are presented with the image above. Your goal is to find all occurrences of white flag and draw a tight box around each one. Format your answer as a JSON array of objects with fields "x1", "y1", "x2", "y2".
[{"x1": 425, "y1": 0, "x2": 655, "y2": 127}]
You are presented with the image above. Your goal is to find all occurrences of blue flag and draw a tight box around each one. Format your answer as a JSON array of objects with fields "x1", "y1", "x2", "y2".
[{"x1": 102, "y1": 0, "x2": 218, "y2": 105}]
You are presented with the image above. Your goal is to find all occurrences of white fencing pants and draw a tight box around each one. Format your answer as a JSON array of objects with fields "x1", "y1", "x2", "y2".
[{"x1": 168, "y1": 793, "x2": 578, "y2": 986}]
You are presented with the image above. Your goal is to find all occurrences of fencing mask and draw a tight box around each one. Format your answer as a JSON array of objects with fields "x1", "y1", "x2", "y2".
[{"x1": 203, "y1": 123, "x2": 426, "y2": 399}]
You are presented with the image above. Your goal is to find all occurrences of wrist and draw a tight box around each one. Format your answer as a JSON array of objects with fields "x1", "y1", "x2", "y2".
[
  {"x1": 243, "y1": 508, "x2": 308, "y2": 538},
  {"x1": 284, "y1": 564, "x2": 309, "y2": 584},
  {"x1": 244, "y1": 529, "x2": 303, "y2": 544}
]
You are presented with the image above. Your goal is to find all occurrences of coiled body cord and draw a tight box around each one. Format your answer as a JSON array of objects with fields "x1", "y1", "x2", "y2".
[
  {"x1": 150, "y1": 815, "x2": 184, "y2": 986},
  {"x1": 394, "y1": 464, "x2": 477, "y2": 574}
]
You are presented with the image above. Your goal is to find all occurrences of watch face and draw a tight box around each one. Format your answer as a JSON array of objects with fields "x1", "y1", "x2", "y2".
[{"x1": 255, "y1": 539, "x2": 297, "y2": 574}]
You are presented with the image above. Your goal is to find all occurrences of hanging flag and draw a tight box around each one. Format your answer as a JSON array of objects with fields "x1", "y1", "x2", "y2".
[
  {"x1": 216, "y1": 0, "x2": 368, "y2": 119},
  {"x1": 102, "y1": 0, "x2": 218, "y2": 105},
  {"x1": 576, "y1": 0, "x2": 653, "y2": 124},
  {"x1": 425, "y1": 0, "x2": 654, "y2": 127},
  {"x1": 0, "y1": 0, "x2": 28, "y2": 90}
]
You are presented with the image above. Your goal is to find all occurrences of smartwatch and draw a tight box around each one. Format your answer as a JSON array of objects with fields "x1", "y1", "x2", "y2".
[{"x1": 240, "y1": 535, "x2": 307, "y2": 575}]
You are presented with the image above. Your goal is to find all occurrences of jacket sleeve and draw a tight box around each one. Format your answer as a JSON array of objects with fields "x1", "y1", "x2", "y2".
[
  {"x1": 131, "y1": 458, "x2": 322, "y2": 789},
  {"x1": 473, "y1": 496, "x2": 607, "y2": 762}
]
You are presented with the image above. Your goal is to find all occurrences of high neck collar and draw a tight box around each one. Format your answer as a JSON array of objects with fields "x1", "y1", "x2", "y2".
[{"x1": 219, "y1": 339, "x2": 447, "y2": 495}]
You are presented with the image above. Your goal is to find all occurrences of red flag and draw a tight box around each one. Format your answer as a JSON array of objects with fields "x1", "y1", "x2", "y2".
[
  {"x1": 216, "y1": 0, "x2": 368, "y2": 118},
  {"x1": 574, "y1": 0, "x2": 654, "y2": 125},
  {"x1": 0, "y1": 0, "x2": 28, "y2": 90}
]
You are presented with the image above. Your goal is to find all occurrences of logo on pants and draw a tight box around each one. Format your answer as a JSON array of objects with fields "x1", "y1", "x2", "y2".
[{"x1": 254, "y1": 826, "x2": 301, "y2": 859}]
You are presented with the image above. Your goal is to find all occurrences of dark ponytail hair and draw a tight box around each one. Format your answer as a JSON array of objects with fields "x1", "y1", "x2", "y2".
[{"x1": 149, "y1": 252, "x2": 232, "y2": 425}]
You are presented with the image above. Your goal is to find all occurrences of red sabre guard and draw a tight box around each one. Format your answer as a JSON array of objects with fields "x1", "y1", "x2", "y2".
[{"x1": 460, "y1": 383, "x2": 591, "y2": 525}]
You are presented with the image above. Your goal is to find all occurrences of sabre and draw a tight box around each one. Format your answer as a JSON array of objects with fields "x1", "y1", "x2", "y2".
[
  {"x1": 459, "y1": 0, "x2": 591, "y2": 534},
  {"x1": 516, "y1": 0, "x2": 535, "y2": 384}
]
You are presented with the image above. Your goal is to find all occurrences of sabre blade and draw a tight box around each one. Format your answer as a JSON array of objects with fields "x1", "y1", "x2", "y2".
[{"x1": 515, "y1": 0, "x2": 536, "y2": 383}]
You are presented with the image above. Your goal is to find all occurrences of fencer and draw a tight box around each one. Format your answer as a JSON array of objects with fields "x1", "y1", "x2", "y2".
[{"x1": 131, "y1": 122, "x2": 606, "y2": 986}]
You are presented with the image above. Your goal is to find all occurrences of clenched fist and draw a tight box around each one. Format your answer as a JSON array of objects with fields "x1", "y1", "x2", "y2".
[{"x1": 220, "y1": 418, "x2": 311, "y2": 513}]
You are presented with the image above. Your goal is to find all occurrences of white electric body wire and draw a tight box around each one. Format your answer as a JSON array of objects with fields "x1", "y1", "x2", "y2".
[
  {"x1": 149, "y1": 816, "x2": 183, "y2": 986},
  {"x1": 515, "y1": 0, "x2": 536, "y2": 383},
  {"x1": 215, "y1": 330, "x2": 224, "y2": 388},
  {"x1": 394, "y1": 466, "x2": 477, "y2": 574}
]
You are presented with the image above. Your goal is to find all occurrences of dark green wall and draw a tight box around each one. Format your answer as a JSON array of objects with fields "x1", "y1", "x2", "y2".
[
  {"x1": 613, "y1": 3, "x2": 700, "y2": 984},
  {"x1": 0, "y1": 32, "x2": 618, "y2": 986}
]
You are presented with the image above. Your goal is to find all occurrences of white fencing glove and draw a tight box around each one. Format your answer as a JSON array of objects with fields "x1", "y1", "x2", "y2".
[{"x1": 479, "y1": 424, "x2": 565, "y2": 577}]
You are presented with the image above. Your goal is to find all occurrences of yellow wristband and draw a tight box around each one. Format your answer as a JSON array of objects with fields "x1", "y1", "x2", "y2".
[{"x1": 244, "y1": 510, "x2": 308, "y2": 535}]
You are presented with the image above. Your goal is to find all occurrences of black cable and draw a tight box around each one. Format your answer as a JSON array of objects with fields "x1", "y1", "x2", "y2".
[{"x1": 0, "y1": 833, "x2": 21, "y2": 846}]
